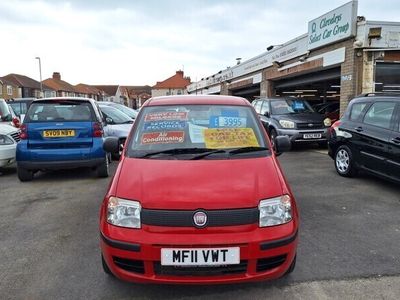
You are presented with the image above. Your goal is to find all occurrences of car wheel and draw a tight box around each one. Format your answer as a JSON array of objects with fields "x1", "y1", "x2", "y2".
[
  {"x1": 111, "y1": 139, "x2": 125, "y2": 160},
  {"x1": 17, "y1": 165, "x2": 33, "y2": 182},
  {"x1": 269, "y1": 129, "x2": 278, "y2": 151},
  {"x1": 102, "y1": 255, "x2": 113, "y2": 276},
  {"x1": 96, "y1": 155, "x2": 109, "y2": 178},
  {"x1": 335, "y1": 145, "x2": 357, "y2": 177}
]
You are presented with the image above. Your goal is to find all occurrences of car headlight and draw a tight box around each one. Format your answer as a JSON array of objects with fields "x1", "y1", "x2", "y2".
[
  {"x1": 279, "y1": 120, "x2": 295, "y2": 129},
  {"x1": 259, "y1": 195, "x2": 292, "y2": 227},
  {"x1": 0, "y1": 134, "x2": 14, "y2": 145},
  {"x1": 324, "y1": 118, "x2": 332, "y2": 127},
  {"x1": 107, "y1": 197, "x2": 141, "y2": 228}
]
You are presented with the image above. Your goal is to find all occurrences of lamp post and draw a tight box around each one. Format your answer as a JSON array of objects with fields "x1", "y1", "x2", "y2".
[{"x1": 35, "y1": 57, "x2": 43, "y2": 98}]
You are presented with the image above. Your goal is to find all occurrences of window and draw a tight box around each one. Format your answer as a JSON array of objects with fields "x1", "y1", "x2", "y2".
[
  {"x1": 129, "y1": 104, "x2": 267, "y2": 156},
  {"x1": 7, "y1": 85, "x2": 12, "y2": 96},
  {"x1": 253, "y1": 101, "x2": 262, "y2": 113},
  {"x1": 260, "y1": 101, "x2": 270, "y2": 115},
  {"x1": 349, "y1": 102, "x2": 368, "y2": 121},
  {"x1": 25, "y1": 101, "x2": 94, "y2": 122},
  {"x1": 375, "y1": 62, "x2": 400, "y2": 92},
  {"x1": 177, "y1": 90, "x2": 182, "y2": 95},
  {"x1": 363, "y1": 102, "x2": 396, "y2": 130}
]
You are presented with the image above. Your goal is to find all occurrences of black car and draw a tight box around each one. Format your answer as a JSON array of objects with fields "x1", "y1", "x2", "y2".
[
  {"x1": 8, "y1": 98, "x2": 36, "y2": 121},
  {"x1": 252, "y1": 97, "x2": 331, "y2": 147},
  {"x1": 328, "y1": 94, "x2": 400, "y2": 183}
]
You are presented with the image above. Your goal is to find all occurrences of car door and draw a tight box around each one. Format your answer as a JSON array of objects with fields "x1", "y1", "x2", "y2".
[
  {"x1": 387, "y1": 103, "x2": 400, "y2": 181},
  {"x1": 354, "y1": 101, "x2": 397, "y2": 176}
]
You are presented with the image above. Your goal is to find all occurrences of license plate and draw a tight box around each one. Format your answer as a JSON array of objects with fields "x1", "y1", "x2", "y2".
[
  {"x1": 43, "y1": 130, "x2": 75, "y2": 138},
  {"x1": 161, "y1": 247, "x2": 240, "y2": 266},
  {"x1": 303, "y1": 133, "x2": 322, "y2": 139}
]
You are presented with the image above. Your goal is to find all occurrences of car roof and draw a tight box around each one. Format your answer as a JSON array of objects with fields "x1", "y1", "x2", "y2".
[
  {"x1": 143, "y1": 95, "x2": 250, "y2": 107},
  {"x1": 32, "y1": 97, "x2": 96, "y2": 104},
  {"x1": 8, "y1": 98, "x2": 36, "y2": 102},
  {"x1": 352, "y1": 93, "x2": 400, "y2": 102}
]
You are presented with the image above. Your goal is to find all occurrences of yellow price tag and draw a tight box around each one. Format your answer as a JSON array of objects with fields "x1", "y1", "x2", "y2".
[{"x1": 204, "y1": 128, "x2": 260, "y2": 149}]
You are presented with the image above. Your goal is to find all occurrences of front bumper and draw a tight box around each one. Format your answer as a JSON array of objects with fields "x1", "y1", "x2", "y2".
[
  {"x1": 100, "y1": 223, "x2": 298, "y2": 284},
  {"x1": 277, "y1": 128, "x2": 328, "y2": 143},
  {"x1": 0, "y1": 144, "x2": 17, "y2": 167}
]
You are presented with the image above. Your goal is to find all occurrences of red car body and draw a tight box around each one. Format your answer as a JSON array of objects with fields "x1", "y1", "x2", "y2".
[{"x1": 100, "y1": 95, "x2": 299, "y2": 284}]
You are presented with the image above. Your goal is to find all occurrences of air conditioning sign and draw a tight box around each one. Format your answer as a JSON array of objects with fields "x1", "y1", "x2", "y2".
[{"x1": 308, "y1": 1, "x2": 357, "y2": 50}]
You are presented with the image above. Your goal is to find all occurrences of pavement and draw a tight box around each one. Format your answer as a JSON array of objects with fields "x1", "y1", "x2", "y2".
[{"x1": 0, "y1": 147, "x2": 399, "y2": 299}]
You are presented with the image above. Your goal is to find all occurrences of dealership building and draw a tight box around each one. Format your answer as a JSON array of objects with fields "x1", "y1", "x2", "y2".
[{"x1": 187, "y1": 1, "x2": 400, "y2": 114}]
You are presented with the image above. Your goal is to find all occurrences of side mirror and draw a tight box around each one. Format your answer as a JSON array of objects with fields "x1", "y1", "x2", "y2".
[
  {"x1": 264, "y1": 111, "x2": 270, "y2": 118},
  {"x1": 103, "y1": 137, "x2": 119, "y2": 153},
  {"x1": 275, "y1": 136, "x2": 291, "y2": 155},
  {"x1": 105, "y1": 117, "x2": 113, "y2": 124}
]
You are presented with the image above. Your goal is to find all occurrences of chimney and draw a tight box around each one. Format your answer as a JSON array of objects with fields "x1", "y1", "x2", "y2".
[
  {"x1": 176, "y1": 70, "x2": 184, "y2": 76},
  {"x1": 53, "y1": 72, "x2": 61, "y2": 80}
]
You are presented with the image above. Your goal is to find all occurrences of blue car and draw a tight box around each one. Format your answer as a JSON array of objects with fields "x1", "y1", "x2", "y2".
[{"x1": 16, "y1": 97, "x2": 109, "y2": 181}]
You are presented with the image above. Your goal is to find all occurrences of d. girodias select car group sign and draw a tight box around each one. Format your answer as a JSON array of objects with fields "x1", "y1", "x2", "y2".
[{"x1": 307, "y1": 0, "x2": 358, "y2": 50}]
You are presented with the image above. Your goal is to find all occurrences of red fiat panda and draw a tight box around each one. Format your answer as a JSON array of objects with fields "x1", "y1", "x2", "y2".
[{"x1": 100, "y1": 95, "x2": 299, "y2": 284}]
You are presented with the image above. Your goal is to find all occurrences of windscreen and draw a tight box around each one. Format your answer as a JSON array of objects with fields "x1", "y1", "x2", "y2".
[
  {"x1": 0, "y1": 100, "x2": 12, "y2": 122},
  {"x1": 100, "y1": 106, "x2": 133, "y2": 124},
  {"x1": 25, "y1": 101, "x2": 94, "y2": 122},
  {"x1": 271, "y1": 99, "x2": 315, "y2": 114},
  {"x1": 112, "y1": 103, "x2": 138, "y2": 119},
  {"x1": 128, "y1": 104, "x2": 267, "y2": 155}
]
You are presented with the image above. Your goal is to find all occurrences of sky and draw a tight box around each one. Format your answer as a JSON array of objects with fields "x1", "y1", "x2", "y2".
[{"x1": 0, "y1": 0, "x2": 399, "y2": 86}]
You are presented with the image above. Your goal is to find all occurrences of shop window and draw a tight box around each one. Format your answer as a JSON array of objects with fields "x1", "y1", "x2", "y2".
[{"x1": 375, "y1": 62, "x2": 400, "y2": 92}]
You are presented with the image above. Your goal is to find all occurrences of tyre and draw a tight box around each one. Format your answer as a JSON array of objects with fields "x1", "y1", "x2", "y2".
[
  {"x1": 17, "y1": 165, "x2": 33, "y2": 182},
  {"x1": 111, "y1": 139, "x2": 125, "y2": 160},
  {"x1": 102, "y1": 255, "x2": 113, "y2": 276},
  {"x1": 334, "y1": 145, "x2": 357, "y2": 177},
  {"x1": 269, "y1": 129, "x2": 278, "y2": 151},
  {"x1": 96, "y1": 155, "x2": 109, "y2": 178}
]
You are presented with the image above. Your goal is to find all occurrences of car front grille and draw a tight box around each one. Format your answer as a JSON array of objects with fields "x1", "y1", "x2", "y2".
[
  {"x1": 10, "y1": 131, "x2": 20, "y2": 143},
  {"x1": 256, "y1": 255, "x2": 287, "y2": 272},
  {"x1": 297, "y1": 123, "x2": 324, "y2": 130},
  {"x1": 141, "y1": 208, "x2": 259, "y2": 227},
  {"x1": 154, "y1": 261, "x2": 248, "y2": 276}
]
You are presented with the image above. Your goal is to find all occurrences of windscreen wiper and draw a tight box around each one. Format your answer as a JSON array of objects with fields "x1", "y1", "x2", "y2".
[
  {"x1": 227, "y1": 146, "x2": 269, "y2": 155},
  {"x1": 134, "y1": 148, "x2": 224, "y2": 158},
  {"x1": 189, "y1": 149, "x2": 227, "y2": 160}
]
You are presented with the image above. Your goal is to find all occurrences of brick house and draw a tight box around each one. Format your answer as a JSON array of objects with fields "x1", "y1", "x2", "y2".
[
  {"x1": 152, "y1": 70, "x2": 191, "y2": 97},
  {"x1": 1, "y1": 73, "x2": 55, "y2": 98},
  {"x1": 0, "y1": 77, "x2": 19, "y2": 99},
  {"x1": 75, "y1": 84, "x2": 102, "y2": 100},
  {"x1": 43, "y1": 72, "x2": 78, "y2": 97}
]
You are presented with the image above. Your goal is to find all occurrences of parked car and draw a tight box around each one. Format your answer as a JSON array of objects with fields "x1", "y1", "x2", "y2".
[
  {"x1": 252, "y1": 97, "x2": 331, "y2": 148},
  {"x1": 328, "y1": 94, "x2": 400, "y2": 183},
  {"x1": 0, "y1": 123, "x2": 20, "y2": 169},
  {"x1": 100, "y1": 101, "x2": 138, "y2": 120},
  {"x1": 100, "y1": 95, "x2": 298, "y2": 284},
  {"x1": 16, "y1": 97, "x2": 109, "y2": 181},
  {"x1": 1, "y1": 99, "x2": 20, "y2": 128},
  {"x1": 8, "y1": 98, "x2": 36, "y2": 122},
  {"x1": 99, "y1": 104, "x2": 134, "y2": 159},
  {"x1": 315, "y1": 101, "x2": 340, "y2": 123}
]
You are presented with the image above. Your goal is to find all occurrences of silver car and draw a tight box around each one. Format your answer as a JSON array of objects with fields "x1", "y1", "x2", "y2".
[{"x1": 99, "y1": 105, "x2": 134, "y2": 159}]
